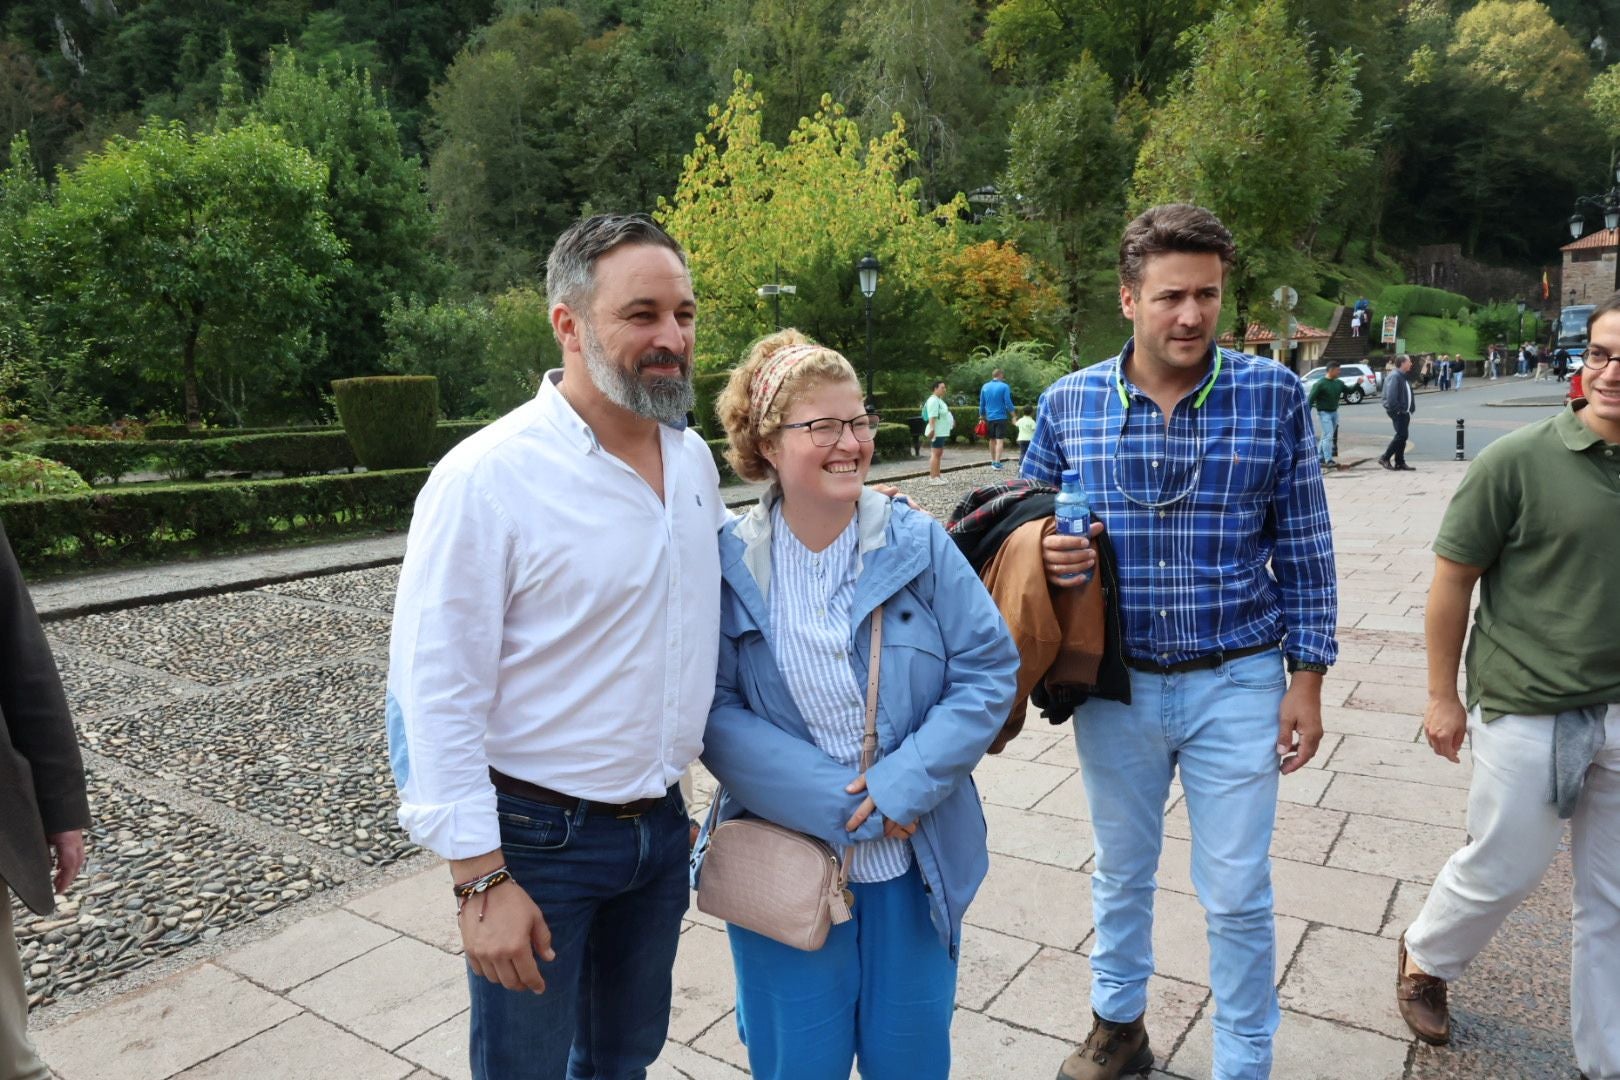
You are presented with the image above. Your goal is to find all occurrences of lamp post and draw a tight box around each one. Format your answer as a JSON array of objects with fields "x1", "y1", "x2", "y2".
[
  {"x1": 1516, "y1": 299, "x2": 1527, "y2": 352},
  {"x1": 755, "y1": 283, "x2": 796, "y2": 329},
  {"x1": 857, "y1": 252, "x2": 880, "y2": 399},
  {"x1": 1568, "y1": 164, "x2": 1620, "y2": 293}
]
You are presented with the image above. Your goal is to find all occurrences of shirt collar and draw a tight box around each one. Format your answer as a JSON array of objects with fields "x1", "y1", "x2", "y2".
[
  {"x1": 1113, "y1": 337, "x2": 1224, "y2": 410},
  {"x1": 537, "y1": 369, "x2": 599, "y2": 454},
  {"x1": 1556, "y1": 401, "x2": 1608, "y2": 452}
]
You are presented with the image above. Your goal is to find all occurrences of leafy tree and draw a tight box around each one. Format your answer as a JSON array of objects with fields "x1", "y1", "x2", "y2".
[
  {"x1": 24, "y1": 120, "x2": 344, "y2": 426},
  {"x1": 1003, "y1": 56, "x2": 1132, "y2": 360},
  {"x1": 932, "y1": 239, "x2": 1061, "y2": 354},
  {"x1": 424, "y1": 5, "x2": 585, "y2": 291},
  {"x1": 1133, "y1": 0, "x2": 1363, "y2": 346},
  {"x1": 713, "y1": 0, "x2": 850, "y2": 143},
  {"x1": 657, "y1": 74, "x2": 967, "y2": 379},
  {"x1": 983, "y1": 0, "x2": 1215, "y2": 95},
  {"x1": 839, "y1": 0, "x2": 1003, "y2": 205},
  {"x1": 381, "y1": 286, "x2": 556, "y2": 417},
  {"x1": 248, "y1": 49, "x2": 445, "y2": 404}
]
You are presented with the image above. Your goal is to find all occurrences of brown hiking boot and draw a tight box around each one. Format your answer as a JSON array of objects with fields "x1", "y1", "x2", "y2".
[
  {"x1": 1397, "y1": 933, "x2": 1451, "y2": 1045},
  {"x1": 1057, "y1": 1011, "x2": 1153, "y2": 1079}
]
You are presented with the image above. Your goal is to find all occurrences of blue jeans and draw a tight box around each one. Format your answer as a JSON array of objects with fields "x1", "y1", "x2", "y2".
[
  {"x1": 1314, "y1": 410, "x2": 1338, "y2": 464},
  {"x1": 1074, "y1": 651, "x2": 1286, "y2": 1080},
  {"x1": 726, "y1": 863, "x2": 957, "y2": 1080},
  {"x1": 468, "y1": 787, "x2": 689, "y2": 1080}
]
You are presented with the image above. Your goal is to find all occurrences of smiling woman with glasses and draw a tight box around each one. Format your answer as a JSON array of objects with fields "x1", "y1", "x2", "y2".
[{"x1": 697, "y1": 329, "x2": 1018, "y2": 1080}]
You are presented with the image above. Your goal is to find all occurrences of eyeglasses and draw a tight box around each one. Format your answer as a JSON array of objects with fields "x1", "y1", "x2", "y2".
[
  {"x1": 779, "y1": 413, "x2": 882, "y2": 447},
  {"x1": 1110, "y1": 407, "x2": 1204, "y2": 510},
  {"x1": 1582, "y1": 348, "x2": 1620, "y2": 371}
]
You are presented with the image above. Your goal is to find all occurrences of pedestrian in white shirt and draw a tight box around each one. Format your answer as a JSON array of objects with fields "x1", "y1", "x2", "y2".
[{"x1": 387, "y1": 214, "x2": 726, "y2": 1080}]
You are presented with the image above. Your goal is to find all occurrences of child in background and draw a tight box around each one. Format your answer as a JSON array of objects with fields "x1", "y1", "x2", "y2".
[{"x1": 1014, "y1": 406, "x2": 1036, "y2": 460}]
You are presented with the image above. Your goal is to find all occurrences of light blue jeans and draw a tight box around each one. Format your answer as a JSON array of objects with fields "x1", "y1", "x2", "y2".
[
  {"x1": 1074, "y1": 650, "x2": 1287, "y2": 1080},
  {"x1": 1315, "y1": 410, "x2": 1339, "y2": 464}
]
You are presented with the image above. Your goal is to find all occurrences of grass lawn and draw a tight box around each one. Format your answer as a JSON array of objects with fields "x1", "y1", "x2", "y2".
[{"x1": 1402, "y1": 316, "x2": 1478, "y2": 356}]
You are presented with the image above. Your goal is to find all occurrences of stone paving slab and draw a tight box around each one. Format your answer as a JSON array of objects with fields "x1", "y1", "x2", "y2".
[{"x1": 21, "y1": 456, "x2": 1594, "y2": 1079}]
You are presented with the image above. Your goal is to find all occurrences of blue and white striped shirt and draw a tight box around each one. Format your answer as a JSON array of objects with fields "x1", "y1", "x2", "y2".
[
  {"x1": 768, "y1": 504, "x2": 911, "y2": 883},
  {"x1": 1021, "y1": 342, "x2": 1338, "y2": 668}
]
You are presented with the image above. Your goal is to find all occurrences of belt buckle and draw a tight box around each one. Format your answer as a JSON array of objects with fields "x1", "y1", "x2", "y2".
[{"x1": 614, "y1": 803, "x2": 644, "y2": 820}]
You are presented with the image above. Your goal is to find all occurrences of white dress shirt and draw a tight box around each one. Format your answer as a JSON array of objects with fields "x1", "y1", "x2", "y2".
[{"x1": 387, "y1": 370, "x2": 725, "y2": 860}]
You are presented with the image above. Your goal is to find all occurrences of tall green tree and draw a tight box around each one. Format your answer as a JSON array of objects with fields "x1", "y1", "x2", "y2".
[
  {"x1": 983, "y1": 0, "x2": 1215, "y2": 95},
  {"x1": 712, "y1": 0, "x2": 850, "y2": 143},
  {"x1": 24, "y1": 120, "x2": 344, "y2": 426},
  {"x1": 839, "y1": 0, "x2": 1003, "y2": 205},
  {"x1": 657, "y1": 74, "x2": 966, "y2": 377},
  {"x1": 1002, "y1": 56, "x2": 1132, "y2": 359},
  {"x1": 424, "y1": 5, "x2": 585, "y2": 291},
  {"x1": 248, "y1": 49, "x2": 444, "y2": 402},
  {"x1": 1133, "y1": 0, "x2": 1363, "y2": 347}
]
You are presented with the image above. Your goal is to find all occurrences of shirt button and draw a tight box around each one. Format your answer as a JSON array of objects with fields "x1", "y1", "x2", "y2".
[
  {"x1": 1159, "y1": 560, "x2": 1166, "y2": 568},
  {"x1": 1158, "y1": 510, "x2": 1166, "y2": 519},
  {"x1": 1151, "y1": 460, "x2": 1160, "y2": 468},
  {"x1": 1159, "y1": 609, "x2": 1167, "y2": 617}
]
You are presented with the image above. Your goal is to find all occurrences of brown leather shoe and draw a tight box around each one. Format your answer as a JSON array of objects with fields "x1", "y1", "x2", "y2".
[
  {"x1": 1057, "y1": 1011, "x2": 1153, "y2": 1079},
  {"x1": 1397, "y1": 934, "x2": 1451, "y2": 1045}
]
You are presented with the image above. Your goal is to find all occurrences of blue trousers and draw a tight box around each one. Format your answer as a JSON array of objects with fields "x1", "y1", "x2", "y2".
[
  {"x1": 726, "y1": 863, "x2": 957, "y2": 1080},
  {"x1": 1074, "y1": 650, "x2": 1286, "y2": 1080},
  {"x1": 467, "y1": 787, "x2": 689, "y2": 1080}
]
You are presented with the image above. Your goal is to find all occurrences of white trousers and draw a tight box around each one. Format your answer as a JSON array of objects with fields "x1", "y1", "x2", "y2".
[{"x1": 1405, "y1": 705, "x2": 1620, "y2": 1080}]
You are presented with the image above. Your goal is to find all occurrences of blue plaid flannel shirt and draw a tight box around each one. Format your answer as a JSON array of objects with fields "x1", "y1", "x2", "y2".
[{"x1": 1021, "y1": 341, "x2": 1338, "y2": 668}]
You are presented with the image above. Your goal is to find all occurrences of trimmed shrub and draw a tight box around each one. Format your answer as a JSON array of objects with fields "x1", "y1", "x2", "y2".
[
  {"x1": 1377, "y1": 285, "x2": 1473, "y2": 321},
  {"x1": 704, "y1": 438, "x2": 737, "y2": 484},
  {"x1": 332, "y1": 376, "x2": 439, "y2": 470},
  {"x1": 19, "y1": 441, "x2": 153, "y2": 485},
  {"x1": 873, "y1": 422, "x2": 915, "y2": 461},
  {"x1": 0, "y1": 470, "x2": 429, "y2": 572},
  {"x1": 949, "y1": 406, "x2": 979, "y2": 442},
  {"x1": 692, "y1": 371, "x2": 731, "y2": 439},
  {"x1": 432, "y1": 421, "x2": 487, "y2": 460},
  {"x1": 0, "y1": 453, "x2": 93, "y2": 499}
]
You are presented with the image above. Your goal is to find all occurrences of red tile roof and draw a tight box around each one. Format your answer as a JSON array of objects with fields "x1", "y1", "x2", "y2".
[
  {"x1": 1218, "y1": 322, "x2": 1330, "y2": 345},
  {"x1": 1563, "y1": 227, "x2": 1618, "y2": 252}
]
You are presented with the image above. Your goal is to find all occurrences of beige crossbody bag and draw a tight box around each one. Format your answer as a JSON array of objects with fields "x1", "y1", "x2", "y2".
[{"x1": 693, "y1": 603, "x2": 885, "y2": 952}]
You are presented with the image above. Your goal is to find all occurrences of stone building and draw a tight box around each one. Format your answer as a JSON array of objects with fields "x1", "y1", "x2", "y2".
[{"x1": 1562, "y1": 228, "x2": 1619, "y2": 305}]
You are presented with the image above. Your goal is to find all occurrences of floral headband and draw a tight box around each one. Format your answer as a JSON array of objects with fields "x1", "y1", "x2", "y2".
[{"x1": 748, "y1": 343, "x2": 829, "y2": 422}]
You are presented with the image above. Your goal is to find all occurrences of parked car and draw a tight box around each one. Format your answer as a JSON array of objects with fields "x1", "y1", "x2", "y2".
[{"x1": 1300, "y1": 363, "x2": 1379, "y2": 404}]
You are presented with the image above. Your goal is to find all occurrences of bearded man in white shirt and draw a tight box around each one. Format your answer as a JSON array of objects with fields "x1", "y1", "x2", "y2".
[{"x1": 387, "y1": 214, "x2": 726, "y2": 1080}]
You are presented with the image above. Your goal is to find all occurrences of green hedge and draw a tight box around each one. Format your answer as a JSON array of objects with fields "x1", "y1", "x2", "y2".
[
  {"x1": 333, "y1": 375, "x2": 439, "y2": 470},
  {"x1": 1376, "y1": 285, "x2": 1473, "y2": 320},
  {"x1": 949, "y1": 406, "x2": 980, "y2": 442},
  {"x1": 144, "y1": 423, "x2": 340, "y2": 441},
  {"x1": 874, "y1": 422, "x2": 915, "y2": 460},
  {"x1": 0, "y1": 453, "x2": 92, "y2": 500},
  {"x1": 692, "y1": 371, "x2": 731, "y2": 439},
  {"x1": 26, "y1": 422, "x2": 489, "y2": 485},
  {"x1": 0, "y1": 470, "x2": 429, "y2": 571}
]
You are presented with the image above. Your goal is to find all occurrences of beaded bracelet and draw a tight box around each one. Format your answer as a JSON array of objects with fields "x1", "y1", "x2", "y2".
[{"x1": 453, "y1": 866, "x2": 513, "y2": 921}]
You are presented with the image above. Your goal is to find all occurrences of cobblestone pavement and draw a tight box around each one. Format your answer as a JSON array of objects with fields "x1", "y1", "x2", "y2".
[{"x1": 18, "y1": 444, "x2": 1586, "y2": 1079}]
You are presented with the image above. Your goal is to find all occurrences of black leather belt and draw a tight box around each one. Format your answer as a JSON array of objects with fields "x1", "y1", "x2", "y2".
[
  {"x1": 489, "y1": 768, "x2": 668, "y2": 818},
  {"x1": 1124, "y1": 641, "x2": 1280, "y2": 675}
]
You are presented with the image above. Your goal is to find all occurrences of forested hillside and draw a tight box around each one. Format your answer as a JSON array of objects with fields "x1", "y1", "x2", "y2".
[{"x1": 2, "y1": 0, "x2": 1616, "y2": 427}]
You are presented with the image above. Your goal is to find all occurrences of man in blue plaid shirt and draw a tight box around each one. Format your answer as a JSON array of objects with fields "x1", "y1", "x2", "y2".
[{"x1": 1027, "y1": 205, "x2": 1338, "y2": 1080}]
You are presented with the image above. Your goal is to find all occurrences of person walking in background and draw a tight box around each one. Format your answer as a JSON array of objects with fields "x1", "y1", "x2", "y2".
[
  {"x1": 1014, "y1": 405, "x2": 1037, "y2": 460},
  {"x1": 978, "y1": 368, "x2": 1015, "y2": 470},
  {"x1": 921, "y1": 380, "x2": 953, "y2": 486},
  {"x1": 1, "y1": 519, "x2": 90, "y2": 1080},
  {"x1": 1380, "y1": 353, "x2": 1416, "y2": 472},
  {"x1": 1029, "y1": 204, "x2": 1337, "y2": 1080},
  {"x1": 1395, "y1": 298, "x2": 1620, "y2": 1080},
  {"x1": 1309, "y1": 361, "x2": 1346, "y2": 469},
  {"x1": 387, "y1": 214, "x2": 724, "y2": 1080},
  {"x1": 1452, "y1": 355, "x2": 1464, "y2": 391},
  {"x1": 703, "y1": 330, "x2": 1018, "y2": 1080},
  {"x1": 1419, "y1": 356, "x2": 1434, "y2": 390}
]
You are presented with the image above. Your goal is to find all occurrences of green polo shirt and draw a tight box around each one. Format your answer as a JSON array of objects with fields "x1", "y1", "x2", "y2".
[{"x1": 1434, "y1": 404, "x2": 1620, "y2": 720}]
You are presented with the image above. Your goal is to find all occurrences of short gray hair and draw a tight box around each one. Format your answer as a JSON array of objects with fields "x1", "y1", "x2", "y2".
[{"x1": 545, "y1": 214, "x2": 687, "y2": 315}]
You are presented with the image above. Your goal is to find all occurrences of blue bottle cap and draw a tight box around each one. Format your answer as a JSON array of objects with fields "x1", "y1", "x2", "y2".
[{"x1": 1061, "y1": 469, "x2": 1079, "y2": 486}]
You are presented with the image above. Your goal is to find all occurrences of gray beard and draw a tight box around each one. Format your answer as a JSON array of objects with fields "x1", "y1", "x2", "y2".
[{"x1": 581, "y1": 325, "x2": 694, "y2": 426}]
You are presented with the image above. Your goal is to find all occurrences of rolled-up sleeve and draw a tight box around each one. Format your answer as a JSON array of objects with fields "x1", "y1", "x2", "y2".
[{"x1": 386, "y1": 466, "x2": 516, "y2": 859}]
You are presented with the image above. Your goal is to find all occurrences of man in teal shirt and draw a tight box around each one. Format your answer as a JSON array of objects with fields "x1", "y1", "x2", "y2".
[{"x1": 1307, "y1": 362, "x2": 1345, "y2": 468}]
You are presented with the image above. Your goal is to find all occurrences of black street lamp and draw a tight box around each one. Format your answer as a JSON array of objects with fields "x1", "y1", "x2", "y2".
[
  {"x1": 857, "y1": 252, "x2": 880, "y2": 398},
  {"x1": 1516, "y1": 299, "x2": 1527, "y2": 351},
  {"x1": 1568, "y1": 164, "x2": 1620, "y2": 293}
]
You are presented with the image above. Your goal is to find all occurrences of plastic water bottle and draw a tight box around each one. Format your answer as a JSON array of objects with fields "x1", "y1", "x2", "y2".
[{"x1": 1054, "y1": 468, "x2": 1092, "y2": 584}]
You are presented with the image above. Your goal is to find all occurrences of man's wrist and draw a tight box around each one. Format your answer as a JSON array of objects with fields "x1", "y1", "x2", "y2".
[
  {"x1": 1286, "y1": 657, "x2": 1329, "y2": 676},
  {"x1": 450, "y1": 849, "x2": 506, "y2": 880}
]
